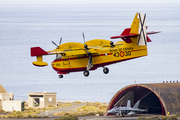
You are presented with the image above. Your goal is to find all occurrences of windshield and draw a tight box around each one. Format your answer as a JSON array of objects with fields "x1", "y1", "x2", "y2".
[{"x1": 56, "y1": 54, "x2": 62, "y2": 59}]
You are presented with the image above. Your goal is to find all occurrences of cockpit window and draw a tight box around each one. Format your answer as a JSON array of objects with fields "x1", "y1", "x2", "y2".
[
  {"x1": 114, "y1": 106, "x2": 118, "y2": 108},
  {"x1": 56, "y1": 54, "x2": 62, "y2": 59}
]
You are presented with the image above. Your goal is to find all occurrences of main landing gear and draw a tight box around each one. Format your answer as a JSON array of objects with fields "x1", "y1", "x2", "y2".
[
  {"x1": 83, "y1": 70, "x2": 89, "y2": 77},
  {"x1": 59, "y1": 74, "x2": 63, "y2": 78},
  {"x1": 83, "y1": 67, "x2": 109, "y2": 77},
  {"x1": 103, "y1": 67, "x2": 109, "y2": 74}
]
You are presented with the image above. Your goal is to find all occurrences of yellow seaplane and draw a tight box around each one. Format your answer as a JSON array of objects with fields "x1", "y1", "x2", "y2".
[{"x1": 31, "y1": 13, "x2": 159, "y2": 78}]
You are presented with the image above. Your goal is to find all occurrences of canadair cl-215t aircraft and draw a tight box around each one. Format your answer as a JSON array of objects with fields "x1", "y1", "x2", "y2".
[{"x1": 31, "y1": 13, "x2": 159, "y2": 78}]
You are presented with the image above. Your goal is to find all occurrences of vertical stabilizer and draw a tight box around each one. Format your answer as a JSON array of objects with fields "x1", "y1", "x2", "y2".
[
  {"x1": 130, "y1": 13, "x2": 147, "y2": 46},
  {"x1": 111, "y1": 13, "x2": 159, "y2": 45},
  {"x1": 137, "y1": 13, "x2": 147, "y2": 45},
  {"x1": 127, "y1": 100, "x2": 131, "y2": 108},
  {"x1": 133, "y1": 100, "x2": 140, "y2": 109}
]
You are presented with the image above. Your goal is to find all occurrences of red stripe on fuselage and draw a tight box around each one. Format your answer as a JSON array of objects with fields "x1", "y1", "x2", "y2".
[
  {"x1": 52, "y1": 49, "x2": 146, "y2": 74},
  {"x1": 53, "y1": 53, "x2": 113, "y2": 62},
  {"x1": 52, "y1": 55, "x2": 146, "y2": 74}
]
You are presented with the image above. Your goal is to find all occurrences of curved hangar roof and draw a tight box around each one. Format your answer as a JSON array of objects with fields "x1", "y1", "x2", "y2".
[
  {"x1": 0, "y1": 84, "x2": 7, "y2": 93},
  {"x1": 107, "y1": 82, "x2": 180, "y2": 116}
]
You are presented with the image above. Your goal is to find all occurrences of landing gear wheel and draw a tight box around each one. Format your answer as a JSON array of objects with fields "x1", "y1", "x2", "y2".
[
  {"x1": 59, "y1": 74, "x2": 63, "y2": 78},
  {"x1": 83, "y1": 70, "x2": 89, "y2": 77},
  {"x1": 115, "y1": 113, "x2": 119, "y2": 117},
  {"x1": 103, "y1": 67, "x2": 109, "y2": 74}
]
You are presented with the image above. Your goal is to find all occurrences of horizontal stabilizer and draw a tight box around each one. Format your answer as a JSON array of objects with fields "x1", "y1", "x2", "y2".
[
  {"x1": 147, "y1": 36, "x2": 151, "y2": 42},
  {"x1": 111, "y1": 28, "x2": 139, "y2": 43},
  {"x1": 111, "y1": 28, "x2": 160, "y2": 43},
  {"x1": 31, "y1": 47, "x2": 49, "y2": 57},
  {"x1": 110, "y1": 13, "x2": 160, "y2": 45},
  {"x1": 147, "y1": 31, "x2": 160, "y2": 35}
]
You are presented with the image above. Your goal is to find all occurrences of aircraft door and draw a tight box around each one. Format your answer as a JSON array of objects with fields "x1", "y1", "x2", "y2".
[{"x1": 63, "y1": 57, "x2": 70, "y2": 66}]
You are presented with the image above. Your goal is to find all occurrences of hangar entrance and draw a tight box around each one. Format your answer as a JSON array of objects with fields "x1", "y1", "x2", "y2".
[
  {"x1": 108, "y1": 83, "x2": 180, "y2": 116},
  {"x1": 108, "y1": 86, "x2": 165, "y2": 115}
]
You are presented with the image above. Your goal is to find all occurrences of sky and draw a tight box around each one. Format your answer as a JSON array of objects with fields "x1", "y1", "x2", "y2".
[{"x1": 1, "y1": 0, "x2": 180, "y2": 4}]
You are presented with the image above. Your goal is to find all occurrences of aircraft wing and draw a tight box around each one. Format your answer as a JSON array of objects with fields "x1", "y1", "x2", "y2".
[
  {"x1": 31, "y1": 47, "x2": 98, "y2": 67},
  {"x1": 31, "y1": 47, "x2": 98, "y2": 57},
  {"x1": 62, "y1": 49, "x2": 98, "y2": 56}
]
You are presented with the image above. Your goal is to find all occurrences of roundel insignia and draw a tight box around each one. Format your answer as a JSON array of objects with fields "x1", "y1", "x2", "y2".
[{"x1": 120, "y1": 51, "x2": 125, "y2": 57}]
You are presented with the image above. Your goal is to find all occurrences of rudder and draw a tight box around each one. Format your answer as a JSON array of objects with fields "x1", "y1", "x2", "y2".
[{"x1": 130, "y1": 13, "x2": 147, "y2": 46}]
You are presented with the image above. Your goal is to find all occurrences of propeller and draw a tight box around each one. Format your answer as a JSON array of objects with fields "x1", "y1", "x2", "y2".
[
  {"x1": 52, "y1": 37, "x2": 63, "y2": 49},
  {"x1": 52, "y1": 41, "x2": 59, "y2": 48},
  {"x1": 59, "y1": 37, "x2": 62, "y2": 46},
  {"x1": 52, "y1": 37, "x2": 63, "y2": 58},
  {"x1": 82, "y1": 33, "x2": 89, "y2": 50}
]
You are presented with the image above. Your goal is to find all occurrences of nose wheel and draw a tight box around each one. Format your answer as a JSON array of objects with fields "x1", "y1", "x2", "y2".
[
  {"x1": 103, "y1": 67, "x2": 109, "y2": 74},
  {"x1": 83, "y1": 70, "x2": 89, "y2": 77},
  {"x1": 59, "y1": 74, "x2": 63, "y2": 78}
]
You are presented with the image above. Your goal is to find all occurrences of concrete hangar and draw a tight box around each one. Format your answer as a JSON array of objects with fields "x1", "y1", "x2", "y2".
[{"x1": 107, "y1": 82, "x2": 180, "y2": 116}]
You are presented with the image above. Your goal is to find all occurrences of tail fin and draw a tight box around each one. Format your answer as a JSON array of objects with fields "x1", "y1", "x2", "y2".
[
  {"x1": 111, "y1": 13, "x2": 159, "y2": 45},
  {"x1": 133, "y1": 100, "x2": 140, "y2": 109},
  {"x1": 131, "y1": 13, "x2": 147, "y2": 46},
  {"x1": 127, "y1": 100, "x2": 131, "y2": 108}
]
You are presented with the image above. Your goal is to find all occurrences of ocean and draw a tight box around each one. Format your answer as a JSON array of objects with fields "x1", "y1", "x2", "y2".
[{"x1": 0, "y1": 3, "x2": 180, "y2": 103}]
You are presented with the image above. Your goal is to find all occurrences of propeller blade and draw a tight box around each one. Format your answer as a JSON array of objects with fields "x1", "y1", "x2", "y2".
[
  {"x1": 82, "y1": 32, "x2": 85, "y2": 44},
  {"x1": 59, "y1": 37, "x2": 62, "y2": 45},
  {"x1": 52, "y1": 41, "x2": 58, "y2": 48},
  {"x1": 82, "y1": 32, "x2": 89, "y2": 50}
]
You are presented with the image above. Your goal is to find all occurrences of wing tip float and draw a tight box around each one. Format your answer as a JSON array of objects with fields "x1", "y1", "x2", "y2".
[{"x1": 31, "y1": 47, "x2": 49, "y2": 67}]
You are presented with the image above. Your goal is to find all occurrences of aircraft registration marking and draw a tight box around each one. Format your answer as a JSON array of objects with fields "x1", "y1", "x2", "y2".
[{"x1": 110, "y1": 47, "x2": 133, "y2": 57}]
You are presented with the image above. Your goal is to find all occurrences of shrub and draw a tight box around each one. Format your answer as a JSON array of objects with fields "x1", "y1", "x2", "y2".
[
  {"x1": 85, "y1": 112, "x2": 95, "y2": 116},
  {"x1": 48, "y1": 104, "x2": 54, "y2": 107},
  {"x1": 55, "y1": 116, "x2": 78, "y2": 120},
  {"x1": 42, "y1": 115, "x2": 49, "y2": 118},
  {"x1": 175, "y1": 113, "x2": 180, "y2": 117},
  {"x1": 17, "y1": 114, "x2": 23, "y2": 118},
  {"x1": 27, "y1": 114, "x2": 32, "y2": 118},
  {"x1": 137, "y1": 116, "x2": 146, "y2": 120},
  {"x1": 97, "y1": 112, "x2": 104, "y2": 116},
  {"x1": 73, "y1": 101, "x2": 81, "y2": 103},
  {"x1": 16, "y1": 111, "x2": 22, "y2": 114},
  {"x1": 33, "y1": 115, "x2": 41, "y2": 118}
]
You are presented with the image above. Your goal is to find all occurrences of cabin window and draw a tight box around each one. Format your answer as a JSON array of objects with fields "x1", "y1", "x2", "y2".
[{"x1": 56, "y1": 54, "x2": 62, "y2": 59}]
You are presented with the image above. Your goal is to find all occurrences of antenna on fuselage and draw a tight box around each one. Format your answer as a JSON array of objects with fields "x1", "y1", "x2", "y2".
[{"x1": 82, "y1": 32, "x2": 89, "y2": 50}]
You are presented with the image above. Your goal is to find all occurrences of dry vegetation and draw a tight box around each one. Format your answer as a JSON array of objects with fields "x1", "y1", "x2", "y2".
[
  {"x1": 0, "y1": 101, "x2": 72, "y2": 118},
  {"x1": 0, "y1": 101, "x2": 108, "y2": 118},
  {"x1": 54, "y1": 102, "x2": 108, "y2": 117},
  {"x1": 137, "y1": 115, "x2": 179, "y2": 120}
]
